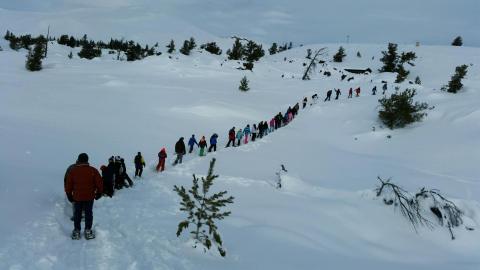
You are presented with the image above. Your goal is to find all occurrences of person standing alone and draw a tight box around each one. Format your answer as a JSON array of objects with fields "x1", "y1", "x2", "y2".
[{"x1": 134, "y1": 152, "x2": 146, "y2": 178}]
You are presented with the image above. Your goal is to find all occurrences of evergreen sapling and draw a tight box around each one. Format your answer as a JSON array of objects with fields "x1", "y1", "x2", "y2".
[{"x1": 174, "y1": 158, "x2": 234, "y2": 257}]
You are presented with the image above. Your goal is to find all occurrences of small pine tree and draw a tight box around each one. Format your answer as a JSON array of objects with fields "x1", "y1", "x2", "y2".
[
  {"x1": 25, "y1": 41, "x2": 45, "y2": 71},
  {"x1": 244, "y1": 40, "x2": 264, "y2": 62},
  {"x1": 333, "y1": 46, "x2": 346, "y2": 62},
  {"x1": 269, "y1": 42, "x2": 278, "y2": 55},
  {"x1": 451, "y1": 36, "x2": 463, "y2": 46},
  {"x1": 68, "y1": 51, "x2": 73, "y2": 59},
  {"x1": 188, "y1": 37, "x2": 196, "y2": 51},
  {"x1": 357, "y1": 51, "x2": 362, "y2": 58},
  {"x1": 395, "y1": 64, "x2": 410, "y2": 83},
  {"x1": 415, "y1": 76, "x2": 421, "y2": 85},
  {"x1": 239, "y1": 76, "x2": 250, "y2": 91},
  {"x1": 179, "y1": 40, "x2": 191, "y2": 55},
  {"x1": 442, "y1": 65, "x2": 468, "y2": 93},
  {"x1": 174, "y1": 158, "x2": 234, "y2": 257},
  {"x1": 378, "y1": 89, "x2": 429, "y2": 129},
  {"x1": 167, "y1": 39, "x2": 175, "y2": 53},
  {"x1": 227, "y1": 38, "x2": 243, "y2": 60},
  {"x1": 379, "y1": 43, "x2": 398, "y2": 72}
]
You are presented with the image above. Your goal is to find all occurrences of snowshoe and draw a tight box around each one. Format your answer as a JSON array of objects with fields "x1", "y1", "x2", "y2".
[
  {"x1": 84, "y1": 229, "x2": 95, "y2": 240},
  {"x1": 71, "y1": 230, "x2": 81, "y2": 240}
]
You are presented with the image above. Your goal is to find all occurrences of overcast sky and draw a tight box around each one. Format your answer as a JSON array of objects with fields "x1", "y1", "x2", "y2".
[{"x1": 1, "y1": 0, "x2": 479, "y2": 46}]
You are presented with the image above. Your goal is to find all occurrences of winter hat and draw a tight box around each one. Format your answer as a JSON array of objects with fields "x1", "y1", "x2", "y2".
[{"x1": 78, "y1": 153, "x2": 89, "y2": 163}]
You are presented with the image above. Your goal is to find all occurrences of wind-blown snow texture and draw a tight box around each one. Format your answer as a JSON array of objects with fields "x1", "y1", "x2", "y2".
[{"x1": 0, "y1": 14, "x2": 479, "y2": 270}]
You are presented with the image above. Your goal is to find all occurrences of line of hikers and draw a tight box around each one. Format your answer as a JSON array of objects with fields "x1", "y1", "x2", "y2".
[
  {"x1": 63, "y1": 94, "x2": 316, "y2": 239},
  {"x1": 324, "y1": 83, "x2": 388, "y2": 101}
]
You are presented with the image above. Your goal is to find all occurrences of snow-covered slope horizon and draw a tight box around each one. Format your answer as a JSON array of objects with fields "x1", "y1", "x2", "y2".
[{"x1": 0, "y1": 27, "x2": 479, "y2": 269}]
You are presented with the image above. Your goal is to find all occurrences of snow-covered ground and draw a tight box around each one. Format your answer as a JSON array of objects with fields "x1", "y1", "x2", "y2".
[{"x1": 0, "y1": 13, "x2": 480, "y2": 269}]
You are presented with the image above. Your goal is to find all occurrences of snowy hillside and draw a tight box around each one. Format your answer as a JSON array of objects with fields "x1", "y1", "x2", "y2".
[{"x1": 1, "y1": 14, "x2": 480, "y2": 270}]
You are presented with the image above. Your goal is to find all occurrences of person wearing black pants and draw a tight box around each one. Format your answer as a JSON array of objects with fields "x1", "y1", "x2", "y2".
[{"x1": 73, "y1": 201, "x2": 93, "y2": 234}]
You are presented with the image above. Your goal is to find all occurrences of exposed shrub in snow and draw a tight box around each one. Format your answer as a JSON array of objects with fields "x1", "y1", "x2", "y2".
[
  {"x1": 239, "y1": 76, "x2": 250, "y2": 91},
  {"x1": 166, "y1": 39, "x2": 175, "y2": 53},
  {"x1": 242, "y1": 62, "x2": 253, "y2": 71},
  {"x1": 25, "y1": 40, "x2": 45, "y2": 71},
  {"x1": 174, "y1": 158, "x2": 234, "y2": 257},
  {"x1": 67, "y1": 51, "x2": 73, "y2": 59},
  {"x1": 200, "y1": 42, "x2": 222, "y2": 55},
  {"x1": 451, "y1": 36, "x2": 463, "y2": 46},
  {"x1": 357, "y1": 51, "x2": 361, "y2": 58},
  {"x1": 78, "y1": 42, "x2": 101, "y2": 59},
  {"x1": 268, "y1": 42, "x2": 278, "y2": 55},
  {"x1": 415, "y1": 76, "x2": 421, "y2": 85},
  {"x1": 333, "y1": 46, "x2": 346, "y2": 62},
  {"x1": 180, "y1": 40, "x2": 192, "y2": 55},
  {"x1": 442, "y1": 64, "x2": 468, "y2": 93},
  {"x1": 378, "y1": 88, "x2": 428, "y2": 129},
  {"x1": 376, "y1": 177, "x2": 465, "y2": 239}
]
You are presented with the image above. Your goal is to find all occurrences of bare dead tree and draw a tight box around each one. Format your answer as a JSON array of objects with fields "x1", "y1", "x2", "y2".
[
  {"x1": 302, "y1": 48, "x2": 327, "y2": 80},
  {"x1": 376, "y1": 177, "x2": 432, "y2": 232},
  {"x1": 376, "y1": 177, "x2": 468, "y2": 240},
  {"x1": 415, "y1": 188, "x2": 463, "y2": 239}
]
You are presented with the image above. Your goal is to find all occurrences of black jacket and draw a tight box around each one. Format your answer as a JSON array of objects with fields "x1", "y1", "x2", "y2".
[{"x1": 175, "y1": 139, "x2": 186, "y2": 154}]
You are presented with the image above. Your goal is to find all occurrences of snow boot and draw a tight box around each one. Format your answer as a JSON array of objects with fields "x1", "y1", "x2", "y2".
[
  {"x1": 71, "y1": 230, "x2": 81, "y2": 240},
  {"x1": 84, "y1": 229, "x2": 95, "y2": 240}
]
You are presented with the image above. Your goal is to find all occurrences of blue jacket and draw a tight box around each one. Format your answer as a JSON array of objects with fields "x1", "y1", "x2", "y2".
[
  {"x1": 188, "y1": 136, "x2": 198, "y2": 146},
  {"x1": 210, "y1": 134, "x2": 218, "y2": 145},
  {"x1": 243, "y1": 126, "x2": 251, "y2": 135}
]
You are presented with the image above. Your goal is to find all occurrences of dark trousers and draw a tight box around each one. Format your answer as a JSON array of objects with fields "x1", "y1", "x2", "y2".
[
  {"x1": 74, "y1": 201, "x2": 94, "y2": 231},
  {"x1": 208, "y1": 144, "x2": 217, "y2": 152},
  {"x1": 324, "y1": 95, "x2": 331, "y2": 101},
  {"x1": 252, "y1": 133, "x2": 257, "y2": 142},
  {"x1": 135, "y1": 166, "x2": 143, "y2": 177},
  {"x1": 103, "y1": 179, "x2": 114, "y2": 197},
  {"x1": 226, "y1": 139, "x2": 235, "y2": 147},
  {"x1": 173, "y1": 153, "x2": 183, "y2": 165},
  {"x1": 189, "y1": 145, "x2": 194, "y2": 153}
]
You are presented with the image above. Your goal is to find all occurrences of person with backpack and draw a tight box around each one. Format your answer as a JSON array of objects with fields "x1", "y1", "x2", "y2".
[
  {"x1": 324, "y1": 90, "x2": 333, "y2": 101},
  {"x1": 372, "y1": 86, "x2": 377, "y2": 95},
  {"x1": 156, "y1": 148, "x2": 167, "y2": 171},
  {"x1": 208, "y1": 133, "x2": 218, "y2": 152},
  {"x1": 348, "y1": 87, "x2": 353, "y2": 98},
  {"x1": 226, "y1": 127, "x2": 236, "y2": 147},
  {"x1": 382, "y1": 83, "x2": 388, "y2": 94},
  {"x1": 198, "y1": 136, "x2": 208, "y2": 156},
  {"x1": 335, "y1": 89, "x2": 341, "y2": 100},
  {"x1": 134, "y1": 152, "x2": 146, "y2": 178},
  {"x1": 188, "y1": 135, "x2": 199, "y2": 154},
  {"x1": 243, "y1": 125, "x2": 251, "y2": 144},
  {"x1": 355, "y1": 87, "x2": 361, "y2": 97},
  {"x1": 173, "y1": 137, "x2": 186, "y2": 165},
  {"x1": 65, "y1": 153, "x2": 103, "y2": 240}
]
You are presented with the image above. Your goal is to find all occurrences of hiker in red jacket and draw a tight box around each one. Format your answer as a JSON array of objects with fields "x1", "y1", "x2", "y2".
[
  {"x1": 355, "y1": 87, "x2": 361, "y2": 97},
  {"x1": 156, "y1": 148, "x2": 167, "y2": 172},
  {"x1": 65, "y1": 153, "x2": 103, "y2": 240},
  {"x1": 226, "y1": 127, "x2": 236, "y2": 147}
]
